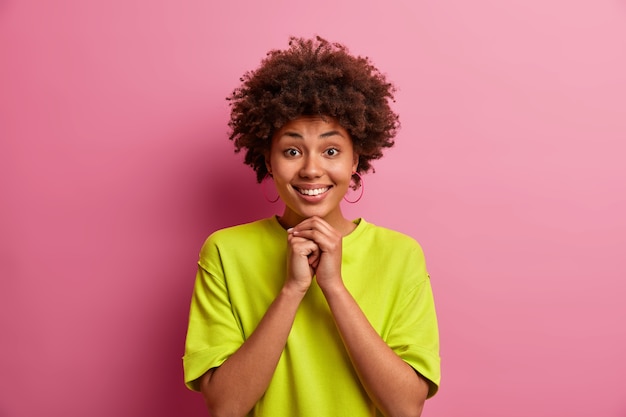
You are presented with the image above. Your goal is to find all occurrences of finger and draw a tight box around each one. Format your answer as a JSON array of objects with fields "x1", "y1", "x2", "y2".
[
  {"x1": 292, "y1": 228, "x2": 341, "y2": 253},
  {"x1": 290, "y1": 216, "x2": 333, "y2": 234},
  {"x1": 308, "y1": 247, "x2": 320, "y2": 267},
  {"x1": 292, "y1": 218, "x2": 336, "y2": 239},
  {"x1": 289, "y1": 221, "x2": 332, "y2": 247},
  {"x1": 288, "y1": 235, "x2": 320, "y2": 257}
]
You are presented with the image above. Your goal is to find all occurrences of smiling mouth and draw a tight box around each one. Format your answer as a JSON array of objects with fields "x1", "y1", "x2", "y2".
[{"x1": 295, "y1": 187, "x2": 331, "y2": 196}]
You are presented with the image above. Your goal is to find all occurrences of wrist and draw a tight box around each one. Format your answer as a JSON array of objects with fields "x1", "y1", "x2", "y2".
[
  {"x1": 318, "y1": 279, "x2": 347, "y2": 298},
  {"x1": 281, "y1": 280, "x2": 310, "y2": 299}
]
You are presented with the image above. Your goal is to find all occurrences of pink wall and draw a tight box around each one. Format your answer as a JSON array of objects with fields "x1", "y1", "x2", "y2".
[{"x1": 1, "y1": 1, "x2": 625, "y2": 416}]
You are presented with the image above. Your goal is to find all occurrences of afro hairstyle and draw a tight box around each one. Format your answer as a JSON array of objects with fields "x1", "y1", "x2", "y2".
[{"x1": 227, "y1": 35, "x2": 400, "y2": 186}]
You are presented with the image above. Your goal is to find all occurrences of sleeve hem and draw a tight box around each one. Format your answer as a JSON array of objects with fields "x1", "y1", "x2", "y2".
[
  {"x1": 400, "y1": 348, "x2": 441, "y2": 398},
  {"x1": 183, "y1": 344, "x2": 239, "y2": 391}
]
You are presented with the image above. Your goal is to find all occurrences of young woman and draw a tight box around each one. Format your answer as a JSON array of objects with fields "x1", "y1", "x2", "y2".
[{"x1": 183, "y1": 36, "x2": 440, "y2": 417}]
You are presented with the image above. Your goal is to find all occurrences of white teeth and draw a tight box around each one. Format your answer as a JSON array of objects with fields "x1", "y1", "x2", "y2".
[{"x1": 298, "y1": 187, "x2": 329, "y2": 196}]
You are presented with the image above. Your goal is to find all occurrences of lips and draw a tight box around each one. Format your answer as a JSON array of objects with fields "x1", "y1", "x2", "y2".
[{"x1": 294, "y1": 186, "x2": 331, "y2": 196}]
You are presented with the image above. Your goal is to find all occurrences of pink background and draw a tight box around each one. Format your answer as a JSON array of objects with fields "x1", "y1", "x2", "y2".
[{"x1": 1, "y1": 0, "x2": 625, "y2": 416}]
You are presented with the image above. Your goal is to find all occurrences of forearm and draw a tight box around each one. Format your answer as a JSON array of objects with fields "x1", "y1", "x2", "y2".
[
  {"x1": 200, "y1": 284, "x2": 306, "y2": 417},
  {"x1": 321, "y1": 284, "x2": 429, "y2": 417}
]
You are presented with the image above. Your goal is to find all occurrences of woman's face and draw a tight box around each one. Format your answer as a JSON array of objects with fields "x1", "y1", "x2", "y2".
[{"x1": 266, "y1": 115, "x2": 358, "y2": 229}]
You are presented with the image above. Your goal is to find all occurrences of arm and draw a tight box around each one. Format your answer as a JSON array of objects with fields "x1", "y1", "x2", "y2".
[
  {"x1": 199, "y1": 284, "x2": 305, "y2": 417},
  {"x1": 321, "y1": 284, "x2": 430, "y2": 417},
  {"x1": 199, "y1": 231, "x2": 318, "y2": 417},
  {"x1": 290, "y1": 217, "x2": 430, "y2": 417}
]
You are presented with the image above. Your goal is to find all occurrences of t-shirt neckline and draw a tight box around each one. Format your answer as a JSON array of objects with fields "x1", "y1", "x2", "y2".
[{"x1": 269, "y1": 215, "x2": 368, "y2": 245}]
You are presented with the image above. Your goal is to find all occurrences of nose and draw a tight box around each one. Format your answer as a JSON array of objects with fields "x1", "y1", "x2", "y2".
[{"x1": 299, "y1": 155, "x2": 323, "y2": 178}]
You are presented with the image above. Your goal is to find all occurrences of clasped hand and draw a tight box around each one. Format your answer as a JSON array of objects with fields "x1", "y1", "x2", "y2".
[{"x1": 286, "y1": 216, "x2": 344, "y2": 293}]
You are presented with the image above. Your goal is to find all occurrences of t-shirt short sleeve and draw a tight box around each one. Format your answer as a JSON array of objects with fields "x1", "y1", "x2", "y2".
[
  {"x1": 386, "y1": 245, "x2": 441, "y2": 398},
  {"x1": 182, "y1": 236, "x2": 244, "y2": 391}
]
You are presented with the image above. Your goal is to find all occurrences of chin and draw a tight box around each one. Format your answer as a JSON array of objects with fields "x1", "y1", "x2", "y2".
[{"x1": 286, "y1": 205, "x2": 332, "y2": 221}]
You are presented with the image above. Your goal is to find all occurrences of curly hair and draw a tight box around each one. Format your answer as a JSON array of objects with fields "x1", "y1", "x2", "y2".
[{"x1": 227, "y1": 36, "x2": 400, "y2": 186}]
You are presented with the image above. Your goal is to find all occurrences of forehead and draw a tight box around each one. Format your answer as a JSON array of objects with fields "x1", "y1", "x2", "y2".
[{"x1": 274, "y1": 115, "x2": 349, "y2": 138}]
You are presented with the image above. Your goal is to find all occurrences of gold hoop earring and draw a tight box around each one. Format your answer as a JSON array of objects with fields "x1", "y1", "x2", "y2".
[
  {"x1": 261, "y1": 174, "x2": 280, "y2": 203},
  {"x1": 343, "y1": 172, "x2": 364, "y2": 204}
]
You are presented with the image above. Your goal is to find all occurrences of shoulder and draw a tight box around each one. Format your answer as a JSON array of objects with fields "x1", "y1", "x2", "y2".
[
  {"x1": 344, "y1": 219, "x2": 431, "y2": 287},
  {"x1": 199, "y1": 217, "x2": 281, "y2": 258},
  {"x1": 208, "y1": 217, "x2": 274, "y2": 241},
  {"x1": 354, "y1": 219, "x2": 425, "y2": 256}
]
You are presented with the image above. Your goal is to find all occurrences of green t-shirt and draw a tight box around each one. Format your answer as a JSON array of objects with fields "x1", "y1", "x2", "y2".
[{"x1": 183, "y1": 216, "x2": 440, "y2": 416}]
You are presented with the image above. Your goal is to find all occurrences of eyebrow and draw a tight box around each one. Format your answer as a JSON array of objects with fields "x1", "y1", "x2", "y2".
[{"x1": 281, "y1": 130, "x2": 345, "y2": 139}]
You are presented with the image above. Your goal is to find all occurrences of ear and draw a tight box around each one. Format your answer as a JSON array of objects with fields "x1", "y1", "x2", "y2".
[
  {"x1": 352, "y1": 153, "x2": 359, "y2": 173},
  {"x1": 265, "y1": 153, "x2": 272, "y2": 176}
]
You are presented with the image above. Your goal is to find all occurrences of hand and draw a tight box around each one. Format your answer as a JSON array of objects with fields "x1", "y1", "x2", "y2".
[
  {"x1": 288, "y1": 217, "x2": 344, "y2": 291},
  {"x1": 285, "y1": 229, "x2": 319, "y2": 293}
]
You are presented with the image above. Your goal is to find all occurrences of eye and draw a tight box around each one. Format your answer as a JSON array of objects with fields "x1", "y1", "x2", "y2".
[
  {"x1": 324, "y1": 148, "x2": 339, "y2": 157},
  {"x1": 284, "y1": 148, "x2": 301, "y2": 157}
]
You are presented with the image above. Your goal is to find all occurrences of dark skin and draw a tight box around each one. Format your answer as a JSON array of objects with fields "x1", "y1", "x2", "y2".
[{"x1": 199, "y1": 117, "x2": 429, "y2": 417}]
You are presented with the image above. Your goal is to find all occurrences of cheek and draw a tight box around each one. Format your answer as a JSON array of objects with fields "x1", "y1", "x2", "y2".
[
  {"x1": 270, "y1": 162, "x2": 298, "y2": 184},
  {"x1": 329, "y1": 163, "x2": 355, "y2": 183},
  {"x1": 268, "y1": 152, "x2": 286, "y2": 174}
]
